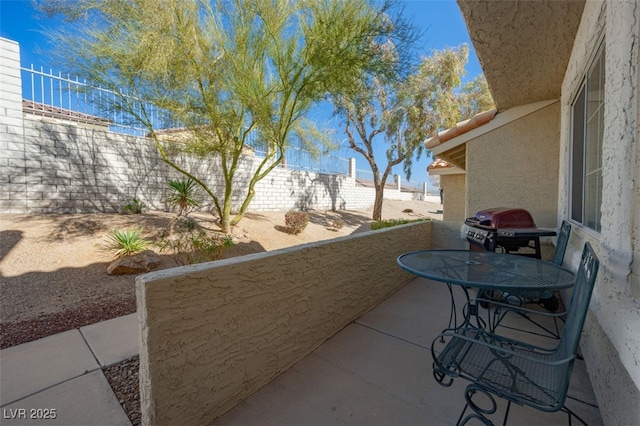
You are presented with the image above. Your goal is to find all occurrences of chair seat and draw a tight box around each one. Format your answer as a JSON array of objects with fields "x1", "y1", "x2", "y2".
[
  {"x1": 435, "y1": 327, "x2": 572, "y2": 411},
  {"x1": 432, "y1": 242, "x2": 598, "y2": 425}
]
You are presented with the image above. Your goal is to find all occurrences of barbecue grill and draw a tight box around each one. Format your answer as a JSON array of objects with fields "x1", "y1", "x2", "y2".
[
  {"x1": 464, "y1": 207, "x2": 556, "y2": 259},
  {"x1": 464, "y1": 207, "x2": 560, "y2": 311}
]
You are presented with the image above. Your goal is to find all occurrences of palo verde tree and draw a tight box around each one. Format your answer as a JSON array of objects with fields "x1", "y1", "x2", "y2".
[
  {"x1": 334, "y1": 45, "x2": 494, "y2": 221},
  {"x1": 41, "y1": 0, "x2": 411, "y2": 233}
]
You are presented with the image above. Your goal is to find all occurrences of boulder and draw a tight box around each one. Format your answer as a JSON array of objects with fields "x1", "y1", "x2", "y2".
[{"x1": 107, "y1": 250, "x2": 161, "y2": 275}]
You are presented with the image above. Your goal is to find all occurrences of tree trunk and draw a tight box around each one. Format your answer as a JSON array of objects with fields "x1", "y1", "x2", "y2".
[
  {"x1": 220, "y1": 218, "x2": 231, "y2": 234},
  {"x1": 372, "y1": 186, "x2": 384, "y2": 221},
  {"x1": 220, "y1": 187, "x2": 233, "y2": 234},
  {"x1": 231, "y1": 187, "x2": 255, "y2": 228}
]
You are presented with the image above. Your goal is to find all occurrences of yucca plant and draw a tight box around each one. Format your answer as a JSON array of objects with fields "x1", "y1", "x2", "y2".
[
  {"x1": 106, "y1": 228, "x2": 151, "y2": 258},
  {"x1": 123, "y1": 197, "x2": 146, "y2": 214},
  {"x1": 167, "y1": 178, "x2": 200, "y2": 216}
]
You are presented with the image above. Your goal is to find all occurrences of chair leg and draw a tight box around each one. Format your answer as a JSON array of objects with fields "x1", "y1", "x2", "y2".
[
  {"x1": 455, "y1": 386, "x2": 590, "y2": 426},
  {"x1": 562, "y1": 405, "x2": 589, "y2": 426},
  {"x1": 456, "y1": 384, "x2": 498, "y2": 426}
]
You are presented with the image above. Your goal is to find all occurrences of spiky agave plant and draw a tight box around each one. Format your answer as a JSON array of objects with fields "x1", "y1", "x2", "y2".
[
  {"x1": 106, "y1": 228, "x2": 151, "y2": 258},
  {"x1": 167, "y1": 178, "x2": 200, "y2": 217}
]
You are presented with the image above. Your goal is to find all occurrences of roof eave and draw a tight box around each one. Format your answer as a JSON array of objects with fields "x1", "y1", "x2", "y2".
[{"x1": 457, "y1": 0, "x2": 585, "y2": 111}]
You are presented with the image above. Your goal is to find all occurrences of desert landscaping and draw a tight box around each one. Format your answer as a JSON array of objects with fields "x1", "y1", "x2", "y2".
[
  {"x1": 0, "y1": 198, "x2": 441, "y2": 425},
  {"x1": 0, "y1": 198, "x2": 443, "y2": 349}
]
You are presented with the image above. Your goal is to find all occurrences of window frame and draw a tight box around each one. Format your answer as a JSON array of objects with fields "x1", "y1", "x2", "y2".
[{"x1": 569, "y1": 38, "x2": 605, "y2": 233}]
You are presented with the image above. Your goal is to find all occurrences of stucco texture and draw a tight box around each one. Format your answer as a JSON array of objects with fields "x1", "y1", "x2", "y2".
[
  {"x1": 557, "y1": 0, "x2": 640, "y2": 423},
  {"x1": 457, "y1": 0, "x2": 584, "y2": 110},
  {"x1": 441, "y1": 174, "x2": 466, "y2": 221},
  {"x1": 465, "y1": 102, "x2": 560, "y2": 228},
  {"x1": 136, "y1": 221, "x2": 432, "y2": 425}
]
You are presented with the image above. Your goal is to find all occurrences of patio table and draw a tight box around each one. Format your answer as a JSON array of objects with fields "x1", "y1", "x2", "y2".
[{"x1": 397, "y1": 249, "x2": 575, "y2": 330}]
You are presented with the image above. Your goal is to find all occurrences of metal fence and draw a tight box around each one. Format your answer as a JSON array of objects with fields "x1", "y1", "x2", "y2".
[
  {"x1": 20, "y1": 65, "x2": 175, "y2": 136},
  {"x1": 402, "y1": 180, "x2": 425, "y2": 191},
  {"x1": 19, "y1": 64, "x2": 350, "y2": 176},
  {"x1": 355, "y1": 169, "x2": 392, "y2": 184}
]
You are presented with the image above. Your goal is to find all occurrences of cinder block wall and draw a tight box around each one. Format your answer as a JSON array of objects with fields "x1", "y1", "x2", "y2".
[
  {"x1": 0, "y1": 38, "x2": 26, "y2": 212},
  {"x1": 5, "y1": 116, "x2": 392, "y2": 214},
  {"x1": 136, "y1": 220, "x2": 433, "y2": 425},
  {"x1": 1, "y1": 37, "x2": 417, "y2": 214}
]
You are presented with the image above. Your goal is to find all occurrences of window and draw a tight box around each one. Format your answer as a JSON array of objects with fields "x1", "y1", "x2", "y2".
[{"x1": 570, "y1": 41, "x2": 604, "y2": 232}]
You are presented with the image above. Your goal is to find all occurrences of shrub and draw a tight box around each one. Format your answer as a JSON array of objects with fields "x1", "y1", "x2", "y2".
[
  {"x1": 285, "y1": 210, "x2": 310, "y2": 235},
  {"x1": 167, "y1": 178, "x2": 200, "y2": 216},
  {"x1": 123, "y1": 198, "x2": 146, "y2": 214},
  {"x1": 331, "y1": 218, "x2": 345, "y2": 230},
  {"x1": 158, "y1": 218, "x2": 234, "y2": 265},
  {"x1": 371, "y1": 218, "x2": 428, "y2": 230},
  {"x1": 106, "y1": 228, "x2": 151, "y2": 258}
]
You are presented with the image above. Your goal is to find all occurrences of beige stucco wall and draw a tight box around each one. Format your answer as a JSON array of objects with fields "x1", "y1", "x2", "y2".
[
  {"x1": 465, "y1": 102, "x2": 560, "y2": 228},
  {"x1": 136, "y1": 221, "x2": 433, "y2": 425},
  {"x1": 558, "y1": 0, "x2": 640, "y2": 423},
  {"x1": 441, "y1": 174, "x2": 466, "y2": 221}
]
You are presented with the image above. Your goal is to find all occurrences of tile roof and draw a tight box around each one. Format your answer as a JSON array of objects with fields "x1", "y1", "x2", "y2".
[
  {"x1": 425, "y1": 108, "x2": 497, "y2": 149},
  {"x1": 426, "y1": 158, "x2": 454, "y2": 171},
  {"x1": 22, "y1": 100, "x2": 111, "y2": 126}
]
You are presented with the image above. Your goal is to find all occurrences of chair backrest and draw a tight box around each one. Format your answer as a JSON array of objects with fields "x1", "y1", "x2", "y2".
[
  {"x1": 558, "y1": 242, "x2": 599, "y2": 358},
  {"x1": 551, "y1": 221, "x2": 572, "y2": 265}
]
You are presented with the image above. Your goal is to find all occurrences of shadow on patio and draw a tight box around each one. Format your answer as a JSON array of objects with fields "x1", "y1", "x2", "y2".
[
  {"x1": 214, "y1": 277, "x2": 602, "y2": 425},
  {"x1": 136, "y1": 221, "x2": 602, "y2": 425}
]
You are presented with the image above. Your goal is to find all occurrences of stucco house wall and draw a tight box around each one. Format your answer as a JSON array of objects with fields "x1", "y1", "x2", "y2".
[
  {"x1": 465, "y1": 102, "x2": 560, "y2": 228},
  {"x1": 441, "y1": 174, "x2": 466, "y2": 221},
  {"x1": 557, "y1": 0, "x2": 640, "y2": 423},
  {"x1": 136, "y1": 221, "x2": 434, "y2": 425}
]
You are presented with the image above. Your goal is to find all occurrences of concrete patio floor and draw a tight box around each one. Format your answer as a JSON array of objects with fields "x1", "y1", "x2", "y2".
[
  {"x1": 215, "y1": 277, "x2": 603, "y2": 425},
  {"x1": 0, "y1": 276, "x2": 602, "y2": 425}
]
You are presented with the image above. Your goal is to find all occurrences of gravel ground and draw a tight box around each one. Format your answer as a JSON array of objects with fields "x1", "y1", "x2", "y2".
[
  {"x1": 0, "y1": 297, "x2": 136, "y2": 349},
  {"x1": 103, "y1": 356, "x2": 141, "y2": 425},
  {"x1": 0, "y1": 200, "x2": 442, "y2": 423}
]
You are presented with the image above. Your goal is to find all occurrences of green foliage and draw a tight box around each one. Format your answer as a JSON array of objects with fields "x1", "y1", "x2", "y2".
[
  {"x1": 123, "y1": 198, "x2": 145, "y2": 214},
  {"x1": 285, "y1": 211, "x2": 310, "y2": 235},
  {"x1": 459, "y1": 75, "x2": 495, "y2": 120},
  {"x1": 106, "y1": 228, "x2": 151, "y2": 258},
  {"x1": 39, "y1": 0, "x2": 415, "y2": 233},
  {"x1": 371, "y1": 218, "x2": 429, "y2": 230},
  {"x1": 334, "y1": 44, "x2": 494, "y2": 221},
  {"x1": 167, "y1": 178, "x2": 200, "y2": 216},
  {"x1": 158, "y1": 218, "x2": 234, "y2": 265}
]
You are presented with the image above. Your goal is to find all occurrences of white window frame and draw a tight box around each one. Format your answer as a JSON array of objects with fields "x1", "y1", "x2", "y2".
[{"x1": 570, "y1": 40, "x2": 605, "y2": 233}]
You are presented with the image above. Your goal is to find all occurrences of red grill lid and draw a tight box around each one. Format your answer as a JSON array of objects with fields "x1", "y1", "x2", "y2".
[{"x1": 469, "y1": 207, "x2": 536, "y2": 229}]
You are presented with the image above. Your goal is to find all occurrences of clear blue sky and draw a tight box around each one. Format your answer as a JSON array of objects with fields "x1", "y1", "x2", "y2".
[{"x1": 0, "y1": 0, "x2": 481, "y2": 186}]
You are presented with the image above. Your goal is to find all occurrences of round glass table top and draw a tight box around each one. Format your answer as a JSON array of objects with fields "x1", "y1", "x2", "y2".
[{"x1": 397, "y1": 250, "x2": 575, "y2": 291}]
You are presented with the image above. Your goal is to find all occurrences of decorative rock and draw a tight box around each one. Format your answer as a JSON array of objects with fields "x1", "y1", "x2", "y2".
[{"x1": 107, "y1": 250, "x2": 160, "y2": 275}]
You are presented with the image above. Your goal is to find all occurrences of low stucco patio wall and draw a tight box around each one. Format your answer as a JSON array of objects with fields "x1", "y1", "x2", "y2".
[{"x1": 136, "y1": 220, "x2": 434, "y2": 425}]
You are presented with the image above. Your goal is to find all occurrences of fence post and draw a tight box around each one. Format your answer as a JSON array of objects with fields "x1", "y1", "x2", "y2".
[
  {"x1": 395, "y1": 174, "x2": 401, "y2": 191},
  {"x1": 349, "y1": 158, "x2": 356, "y2": 179},
  {"x1": 423, "y1": 182, "x2": 428, "y2": 198}
]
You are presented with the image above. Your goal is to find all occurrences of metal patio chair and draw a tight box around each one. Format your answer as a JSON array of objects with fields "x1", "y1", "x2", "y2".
[
  {"x1": 487, "y1": 221, "x2": 572, "y2": 339},
  {"x1": 431, "y1": 242, "x2": 598, "y2": 425}
]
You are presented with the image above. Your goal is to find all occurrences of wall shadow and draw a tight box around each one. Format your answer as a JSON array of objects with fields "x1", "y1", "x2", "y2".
[
  {"x1": 289, "y1": 171, "x2": 346, "y2": 211},
  {"x1": 219, "y1": 241, "x2": 267, "y2": 259},
  {"x1": 0, "y1": 230, "x2": 23, "y2": 261}
]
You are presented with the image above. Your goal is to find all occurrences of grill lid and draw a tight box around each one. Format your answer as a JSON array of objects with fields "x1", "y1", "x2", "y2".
[{"x1": 465, "y1": 207, "x2": 536, "y2": 229}]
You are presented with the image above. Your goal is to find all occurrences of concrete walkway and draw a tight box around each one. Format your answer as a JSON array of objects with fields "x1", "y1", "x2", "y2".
[
  {"x1": 1, "y1": 278, "x2": 604, "y2": 425},
  {"x1": 1, "y1": 314, "x2": 138, "y2": 425}
]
